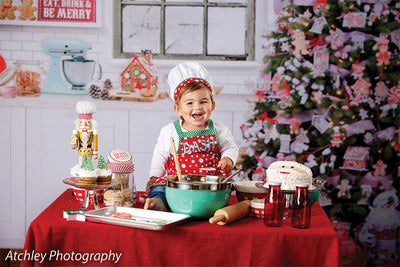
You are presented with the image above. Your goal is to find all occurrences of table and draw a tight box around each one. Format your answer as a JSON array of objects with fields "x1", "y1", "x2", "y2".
[{"x1": 21, "y1": 189, "x2": 341, "y2": 267}]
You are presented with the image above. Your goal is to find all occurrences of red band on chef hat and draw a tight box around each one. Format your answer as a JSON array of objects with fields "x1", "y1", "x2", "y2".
[
  {"x1": 79, "y1": 113, "x2": 93, "y2": 120},
  {"x1": 174, "y1": 78, "x2": 212, "y2": 102},
  {"x1": 168, "y1": 62, "x2": 213, "y2": 102}
]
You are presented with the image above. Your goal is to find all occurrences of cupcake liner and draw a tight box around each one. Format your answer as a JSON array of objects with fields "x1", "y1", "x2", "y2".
[
  {"x1": 97, "y1": 175, "x2": 112, "y2": 185},
  {"x1": 79, "y1": 176, "x2": 98, "y2": 185}
]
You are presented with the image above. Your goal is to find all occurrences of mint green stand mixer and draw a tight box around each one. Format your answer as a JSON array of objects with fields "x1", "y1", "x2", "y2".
[{"x1": 42, "y1": 38, "x2": 102, "y2": 94}]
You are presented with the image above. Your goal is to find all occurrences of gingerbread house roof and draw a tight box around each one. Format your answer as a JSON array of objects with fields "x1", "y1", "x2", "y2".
[
  {"x1": 138, "y1": 56, "x2": 158, "y2": 76},
  {"x1": 121, "y1": 55, "x2": 158, "y2": 78},
  {"x1": 352, "y1": 78, "x2": 370, "y2": 92},
  {"x1": 343, "y1": 146, "x2": 369, "y2": 160}
]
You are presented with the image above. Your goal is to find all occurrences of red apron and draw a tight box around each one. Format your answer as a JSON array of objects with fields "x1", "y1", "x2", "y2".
[
  {"x1": 149, "y1": 119, "x2": 228, "y2": 188},
  {"x1": 166, "y1": 119, "x2": 228, "y2": 177}
]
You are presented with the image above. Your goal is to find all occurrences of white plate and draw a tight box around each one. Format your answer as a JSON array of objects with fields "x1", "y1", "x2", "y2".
[{"x1": 85, "y1": 206, "x2": 191, "y2": 230}]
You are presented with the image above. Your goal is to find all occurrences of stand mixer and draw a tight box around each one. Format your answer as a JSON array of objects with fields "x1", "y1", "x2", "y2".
[{"x1": 42, "y1": 38, "x2": 102, "y2": 94}]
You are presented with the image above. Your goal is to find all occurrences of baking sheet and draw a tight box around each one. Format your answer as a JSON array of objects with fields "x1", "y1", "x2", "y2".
[{"x1": 85, "y1": 206, "x2": 191, "y2": 230}]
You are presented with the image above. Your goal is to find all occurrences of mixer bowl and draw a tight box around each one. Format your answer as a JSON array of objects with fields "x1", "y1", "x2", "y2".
[
  {"x1": 165, "y1": 174, "x2": 232, "y2": 219},
  {"x1": 62, "y1": 59, "x2": 95, "y2": 89}
]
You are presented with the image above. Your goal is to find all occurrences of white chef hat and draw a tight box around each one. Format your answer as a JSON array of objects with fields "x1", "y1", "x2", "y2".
[
  {"x1": 75, "y1": 101, "x2": 96, "y2": 119},
  {"x1": 167, "y1": 62, "x2": 213, "y2": 102}
]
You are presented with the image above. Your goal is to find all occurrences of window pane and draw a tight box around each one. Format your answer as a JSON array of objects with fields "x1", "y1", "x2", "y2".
[
  {"x1": 122, "y1": 5, "x2": 161, "y2": 54},
  {"x1": 207, "y1": 7, "x2": 245, "y2": 55},
  {"x1": 165, "y1": 6, "x2": 204, "y2": 55}
]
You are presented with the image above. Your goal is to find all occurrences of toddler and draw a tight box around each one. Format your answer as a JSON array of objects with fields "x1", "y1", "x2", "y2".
[{"x1": 144, "y1": 62, "x2": 239, "y2": 211}]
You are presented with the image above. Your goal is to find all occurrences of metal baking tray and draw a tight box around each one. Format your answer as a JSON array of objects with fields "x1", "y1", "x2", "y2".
[{"x1": 85, "y1": 206, "x2": 191, "y2": 231}]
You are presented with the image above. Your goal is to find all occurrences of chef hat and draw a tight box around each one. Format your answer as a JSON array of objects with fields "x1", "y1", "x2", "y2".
[
  {"x1": 75, "y1": 101, "x2": 96, "y2": 120},
  {"x1": 167, "y1": 62, "x2": 213, "y2": 102}
]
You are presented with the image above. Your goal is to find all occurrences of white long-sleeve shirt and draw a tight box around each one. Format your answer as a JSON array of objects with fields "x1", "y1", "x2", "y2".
[{"x1": 149, "y1": 119, "x2": 239, "y2": 178}]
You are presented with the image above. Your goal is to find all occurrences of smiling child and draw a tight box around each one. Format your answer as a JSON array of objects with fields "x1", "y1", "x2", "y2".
[{"x1": 144, "y1": 62, "x2": 239, "y2": 211}]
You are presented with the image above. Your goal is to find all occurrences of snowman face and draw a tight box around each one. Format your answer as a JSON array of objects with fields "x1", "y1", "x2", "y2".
[{"x1": 268, "y1": 161, "x2": 312, "y2": 177}]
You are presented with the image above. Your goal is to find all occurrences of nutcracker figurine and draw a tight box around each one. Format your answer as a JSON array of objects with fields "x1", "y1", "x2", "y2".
[{"x1": 71, "y1": 101, "x2": 98, "y2": 166}]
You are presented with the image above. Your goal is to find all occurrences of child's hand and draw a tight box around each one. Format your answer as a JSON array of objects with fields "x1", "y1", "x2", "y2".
[{"x1": 217, "y1": 157, "x2": 234, "y2": 174}]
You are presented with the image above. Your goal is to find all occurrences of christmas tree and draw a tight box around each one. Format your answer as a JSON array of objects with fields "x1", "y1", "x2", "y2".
[
  {"x1": 238, "y1": 0, "x2": 400, "y2": 265},
  {"x1": 81, "y1": 155, "x2": 94, "y2": 171},
  {"x1": 97, "y1": 155, "x2": 108, "y2": 170}
]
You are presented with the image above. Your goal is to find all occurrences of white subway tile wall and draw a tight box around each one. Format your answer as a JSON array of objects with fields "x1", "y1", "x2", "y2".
[{"x1": 0, "y1": 24, "x2": 260, "y2": 95}]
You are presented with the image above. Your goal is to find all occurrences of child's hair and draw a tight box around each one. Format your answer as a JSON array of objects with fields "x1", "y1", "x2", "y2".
[{"x1": 175, "y1": 82, "x2": 214, "y2": 106}]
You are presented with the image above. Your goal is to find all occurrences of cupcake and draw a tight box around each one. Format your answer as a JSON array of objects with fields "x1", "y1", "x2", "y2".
[
  {"x1": 77, "y1": 155, "x2": 98, "y2": 185},
  {"x1": 96, "y1": 155, "x2": 112, "y2": 185}
]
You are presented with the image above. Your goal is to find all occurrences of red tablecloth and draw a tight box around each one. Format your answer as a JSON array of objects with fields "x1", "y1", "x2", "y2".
[{"x1": 22, "y1": 189, "x2": 341, "y2": 267}]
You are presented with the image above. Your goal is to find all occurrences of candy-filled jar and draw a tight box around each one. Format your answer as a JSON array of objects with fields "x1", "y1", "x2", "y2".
[
  {"x1": 107, "y1": 149, "x2": 136, "y2": 206},
  {"x1": 291, "y1": 183, "x2": 311, "y2": 229},
  {"x1": 14, "y1": 60, "x2": 44, "y2": 96},
  {"x1": 264, "y1": 181, "x2": 284, "y2": 227}
]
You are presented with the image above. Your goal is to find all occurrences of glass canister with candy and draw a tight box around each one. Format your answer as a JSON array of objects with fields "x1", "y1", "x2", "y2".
[
  {"x1": 106, "y1": 149, "x2": 136, "y2": 206},
  {"x1": 14, "y1": 60, "x2": 44, "y2": 96}
]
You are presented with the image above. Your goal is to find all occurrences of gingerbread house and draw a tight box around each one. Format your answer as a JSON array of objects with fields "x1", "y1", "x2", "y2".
[
  {"x1": 351, "y1": 78, "x2": 371, "y2": 103},
  {"x1": 341, "y1": 146, "x2": 369, "y2": 171},
  {"x1": 120, "y1": 50, "x2": 158, "y2": 92}
]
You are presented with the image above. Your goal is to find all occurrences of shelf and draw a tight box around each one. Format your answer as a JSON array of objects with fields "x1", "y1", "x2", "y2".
[{"x1": 0, "y1": 93, "x2": 252, "y2": 112}]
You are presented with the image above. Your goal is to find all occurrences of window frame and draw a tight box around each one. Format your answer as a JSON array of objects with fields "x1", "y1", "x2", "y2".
[{"x1": 113, "y1": 0, "x2": 255, "y2": 61}]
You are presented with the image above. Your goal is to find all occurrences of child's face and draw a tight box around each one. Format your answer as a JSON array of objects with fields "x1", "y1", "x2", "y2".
[{"x1": 174, "y1": 87, "x2": 215, "y2": 130}]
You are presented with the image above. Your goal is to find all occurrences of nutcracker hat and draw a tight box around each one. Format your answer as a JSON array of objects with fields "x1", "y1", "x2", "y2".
[
  {"x1": 76, "y1": 101, "x2": 96, "y2": 120},
  {"x1": 167, "y1": 62, "x2": 213, "y2": 102}
]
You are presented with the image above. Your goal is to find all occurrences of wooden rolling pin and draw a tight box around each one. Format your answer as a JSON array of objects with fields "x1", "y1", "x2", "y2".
[{"x1": 209, "y1": 200, "x2": 251, "y2": 225}]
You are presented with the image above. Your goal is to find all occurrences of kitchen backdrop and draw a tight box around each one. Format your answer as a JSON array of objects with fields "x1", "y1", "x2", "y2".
[{"x1": 0, "y1": 1, "x2": 274, "y2": 248}]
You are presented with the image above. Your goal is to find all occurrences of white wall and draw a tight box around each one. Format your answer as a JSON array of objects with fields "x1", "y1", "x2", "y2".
[{"x1": 0, "y1": 1, "x2": 276, "y2": 95}]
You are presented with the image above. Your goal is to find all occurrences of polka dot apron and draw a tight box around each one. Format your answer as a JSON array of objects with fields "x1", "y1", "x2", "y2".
[
  {"x1": 166, "y1": 119, "x2": 229, "y2": 177},
  {"x1": 148, "y1": 119, "x2": 229, "y2": 189}
]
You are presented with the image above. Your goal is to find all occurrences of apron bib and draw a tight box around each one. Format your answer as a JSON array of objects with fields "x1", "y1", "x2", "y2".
[
  {"x1": 165, "y1": 119, "x2": 228, "y2": 177},
  {"x1": 148, "y1": 120, "x2": 229, "y2": 189}
]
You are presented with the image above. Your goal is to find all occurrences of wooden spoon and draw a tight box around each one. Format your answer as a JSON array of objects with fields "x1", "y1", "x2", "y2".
[{"x1": 170, "y1": 137, "x2": 183, "y2": 182}]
